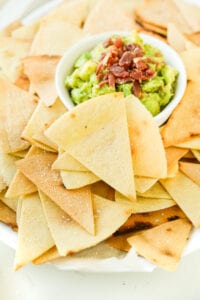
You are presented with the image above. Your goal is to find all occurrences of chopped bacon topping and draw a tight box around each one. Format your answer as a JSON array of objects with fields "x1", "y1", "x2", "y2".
[{"x1": 96, "y1": 37, "x2": 155, "y2": 97}]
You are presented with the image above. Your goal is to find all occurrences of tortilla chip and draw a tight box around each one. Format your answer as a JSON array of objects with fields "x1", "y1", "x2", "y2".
[
  {"x1": 106, "y1": 233, "x2": 132, "y2": 252},
  {"x1": 0, "y1": 200, "x2": 17, "y2": 230},
  {"x1": 61, "y1": 170, "x2": 100, "y2": 189},
  {"x1": 0, "y1": 37, "x2": 30, "y2": 82},
  {"x1": 14, "y1": 193, "x2": 54, "y2": 270},
  {"x1": 117, "y1": 205, "x2": 186, "y2": 235},
  {"x1": 160, "y1": 171, "x2": 200, "y2": 227},
  {"x1": 135, "y1": 176, "x2": 158, "y2": 193},
  {"x1": 135, "y1": 0, "x2": 192, "y2": 34},
  {"x1": 11, "y1": 20, "x2": 40, "y2": 41},
  {"x1": 115, "y1": 191, "x2": 175, "y2": 213},
  {"x1": 0, "y1": 176, "x2": 6, "y2": 193},
  {"x1": 186, "y1": 32, "x2": 200, "y2": 47},
  {"x1": 0, "y1": 20, "x2": 21, "y2": 37},
  {"x1": 33, "y1": 247, "x2": 60, "y2": 265},
  {"x1": 167, "y1": 162, "x2": 179, "y2": 178},
  {"x1": 173, "y1": 0, "x2": 200, "y2": 33},
  {"x1": 10, "y1": 149, "x2": 29, "y2": 159},
  {"x1": 30, "y1": 20, "x2": 85, "y2": 56},
  {"x1": 91, "y1": 181, "x2": 115, "y2": 201},
  {"x1": 136, "y1": 19, "x2": 167, "y2": 36},
  {"x1": 84, "y1": 0, "x2": 137, "y2": 34},
  {"x1": 0, "y1": 192, "x2": 18, "y2": 212},
  {"x1": 137, "y1": 182, "x2": 171, "y2": 199},
  {"x1": 22, "y1": 55, "x2": 60, "y2": 106},
  {"x1": 175, "y1": 136, "x2": 200, "y2": 150},
  {"x1": 128, "y1": 219, "x2": 192, "y2": 271},
  {"x1": 14, "y1": 74, "x2": 30, "y2": 91},
  {"x1": 126, "y1": 96, "x2": 167, "y2": 178},
  {"x1": 167, "y1": 23, "x2": 196, "y2": 52},
  {"x1": 40, "y1": 192, "x2": 132, "y2": 256},
  {"x1": 46, "y1": 93, "x2": 135, "y2": 201},
  {"x1": 52, "y1": 152, "x2": 88, "y2": 172},
  {"x1": 161, "y1": 82, "x2": 200, "y2": 147},
  {"x1": 22, "y1": 98, "x2": 66, "y2": 151},
  {"x1": 16, "y1": 150, "x2": 95, "y2": 234},
  {"x1": 0, "y1": 78, "x2": 37, "y2": 153},
  {"x1": 179, "y1": 162, "x2": 200, "y2": 186},
  {"x1": 32, "y1": 132, "x2": 57, "y2": 152},
  {"x1": 165, "y1": 147, "x2": 188, "y2": 170},
  {"x1": 180, "y1": 48, "x2": 200, "y2": 81},
  {"x1": 0, "y1": 149, "x2": 17, "y2": 186},
  {"x1": 192, "y1": 150, "x2": 200, "y2": 162}
]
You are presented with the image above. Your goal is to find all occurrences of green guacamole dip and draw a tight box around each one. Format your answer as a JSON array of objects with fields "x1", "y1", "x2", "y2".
[{"x1": 65, "y1": 31, "x2": 178, "y2": 116}]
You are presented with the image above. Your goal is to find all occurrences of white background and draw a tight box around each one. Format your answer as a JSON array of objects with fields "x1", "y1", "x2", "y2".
[{"x1": 1, "y1": 1, "x2": 200, "y2": 299}]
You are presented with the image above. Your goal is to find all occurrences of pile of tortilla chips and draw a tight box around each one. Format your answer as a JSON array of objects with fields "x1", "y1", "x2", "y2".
[{"x1": 0, "y1": 0, "x2": 200, "y2": 272}]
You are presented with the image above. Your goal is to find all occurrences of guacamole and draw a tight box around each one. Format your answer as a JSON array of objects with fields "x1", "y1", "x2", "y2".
[{"x1": 65, "y1": 31, "x2": 178, "y2": 116}]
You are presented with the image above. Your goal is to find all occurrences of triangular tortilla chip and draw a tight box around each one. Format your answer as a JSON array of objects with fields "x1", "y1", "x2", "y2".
[
  {"x1": 0, "y1": 149, "x2": 17, "y2": 186},
  {"x1": 14, "y1": 74, "x2": 30, "y2": 91},
  {"x1": 32, "y1": 132, "x2": 57, "y2": 152},
  {"x1": 91, "y1": 181, "x2": 115, "y2": 201},
  {"x1": 160, "y1": 171, "x2": 200, "y2": 227},
  {"x1": 52, "y1": 152, "x2": 88, "y2": 172},
  {"x1": 192, "y1": 150, "x2": 200, "y2": 162},
  {"x1": 0, "y1": 200, "x2": 17, "y2": 230},
  {"x1": 137, "y1": 182, "x2": 171, "y2": 199},
  {"x1": 165, "y1": 146, "x2": 188, "y2": 171},
  {"x1": 14, "y1": 193, "x2": 54, "y2": 270},
  {"x1": 0, "y1": 78, "x2": 37, "y2": 153},
  {"x1": 83, "y1": 0, "x2": 137, "y2": 34},
  {"x1": 61, "y1": 170, "x2": 100, "y2": 189},
  {"x1": 135, "y1": 176, "x2": 157, "y2": 193},
  {"x1": 0, "y1": 176, "x2": 6, "y2": 193},
  {"x1": 186, "y1": 32, "x2": 200, "y2": 47},
  {"x1": 162, "y1": 82, "x2": 200, "y2": 147},
  {"x1": 118, "y1": 205, "x2": 187, "y2": 235},
  {"x1": 115, "y1": 191, "x2": 175, "y2": 213},
  {"x1": 16, "y1": 149, "x2": 95, "y2": 234},
  {"x1": 106, "y1": 233, "x2": 132, "y2": 252},
  {"x1": 40, "y1": 192, "x2": 132, "y2": 256},
  {"x1": 180, "y1": 48, "x2": 200, "y2": 82},
  {"x1": 33, "y1": 247, "x2": 60, "y2": 265},
  {"x1": 175, "y1": 136, "x2": 200, "y2": 150},
  {"x1": 30, "y1": 20, "x2": 85, "y2": 56},
  {"x1": 126, "y1": 96, "x2": 167, "y2": 178},
  {"x1": 179, "y1": 162, "x2": 200, "y2": 186},
  {"x1": 22, "y1": 55, "x2": 60, "y2": 106},
  {"x1": 22, "y1": 98, "x2": 66, "y2": 150},
  {"x1": 0, "y1": 192, "x2": 18, "y2": 212},
  {"x1": 167, "y1": 162, "x2": 178, "y2": 178},
  {"x1": 11, "y1": 20, "x2": 40, "y2": 41},
  {"x1": 128, "y1": 219, "x2": 192, "y2": 271},
  {"x1": 68, "y1": 116, "x2": 135, "y2": 201}
]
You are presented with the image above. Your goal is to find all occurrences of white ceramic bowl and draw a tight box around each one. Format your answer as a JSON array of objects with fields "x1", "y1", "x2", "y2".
[{"x1": 56, "y1": 31, "x2": 187, "y2": 126}]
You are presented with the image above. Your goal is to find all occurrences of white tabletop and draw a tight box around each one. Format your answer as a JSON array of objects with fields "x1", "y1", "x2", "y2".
[{"x1": 1, "y1": 1, "x2": 200, "y2": 299}]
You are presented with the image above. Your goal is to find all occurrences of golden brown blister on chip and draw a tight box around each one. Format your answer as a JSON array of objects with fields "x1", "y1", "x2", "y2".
[{"x1": 128, "y1": 219, "x2": 192, "y2": 271}]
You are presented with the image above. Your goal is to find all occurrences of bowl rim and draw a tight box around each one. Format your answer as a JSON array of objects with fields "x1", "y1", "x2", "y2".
[{"x1": 55, "y1": 31, "x2": 187, "y2": 126}]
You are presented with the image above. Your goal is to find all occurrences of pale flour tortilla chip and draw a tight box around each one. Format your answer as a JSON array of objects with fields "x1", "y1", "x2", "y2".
[
  {"x1": 0, "y1": 192, "x2": 18, "y2": 212},
  {"x1": 173, "y1": 0, "x2": 200, "y2": 33},
  {"x1": 14, "y1": 193, "x2": 54, "y2": 270},
  {"x1": 165, "y1": 147, "x2": 188, "y2": 171},
  {"x1": 186, "y1": 32, "x2": 200, "y2": 47},
  {"x1": 12, "y1": 20, "x2": 40, "y2": 41},
  {"x1": 16, "y1": 150, "x2": 95, "y2": 234},
  {"x1": 61, "y1": 170, "x2": 100, "y2": 189},
  {"x1": 0, "y1": 37, "x2": 31, "y2": 82},
  {"x1": 0, "y1": 149, "x2": 17, "y2": 186},
  {"x1": 128, "y1": 219, "x2": 192, "y2": 271},
  {"x1": 22, "y1": 98, "x2": 66, "y2": 151},
  {"x1": 115, "y1": 191, "x2": 175, "y2": 213},
  {"x1": 161, "y1": 82, "x2": 200, "y2": 147},
  {"x1": 192, "y1": 150, "x2": 200, "y2": 162},
  {"x1": 110, "y1": 205, "x2": 187, "y2": 235},
  {"x1": 167, "y1": 23, "x2": 196, "y2": 52},
  {"x1": 136, "y1": 19, "x2": 167, "y2": 36},
  {"x1": 160, "y1": 171, "x2": 200, "y2": 227},
  {"x1": 135, "y1": 0, "x2": 192, "y2": 34},
  {"x1": 68, "y1": 116, "x2": 135, "y2": 201},
  {"x1": 83, "y1": 0, "x2": 137, "y2": 34},
  {"x1": 0, "y1": 20, "x2": 21, "y2": 37},
  {"x1": 0, "y1": 78, "x2": 37, "y2": 153},
  {"x1": 32, "y1": 132, "x2": 57, "y2": 152},
  {"x1": 30, "y1": 20, "x2": 85, "y2": 56},
  {"x1": 180, "y1": 48, "x2": 200, "y2": 82},
  {"x1": 45, "y1": 93, "x2": 125, "y2": 149},
  {"x1": 0, "y1": 200, "x2": 17, "y2": 230},
  {"x1": 179, "y1": 162, "x2": 200, "y2": 186},
  {"x1": 137, "y1": 182, "x2": 171, "y2": 199},
  {"x1": 175, "y1": 136, "x2": 200, "y2": 150},
  {"x1": 126, "y1": 96, "x2": 167, "y2": 178},
  {"x1": 91, "y1": 181, "x2": 115, "y2": 201},
  {"x1": 52, "y1": 152, "x2": 88, "y2": 172},
  {"x1": 22, "y1": 55, "x2": 60, "y2": 106},
  {"x1": 167, "y1": 162, "x2": 179, "y2": 178},
  {"x1": 33, "y1": 247, "x2": 60, "y2": 265},
  {"x1": 106, "y1": 233, "x2": 132, "y2": 252},
  {"x1": 135, "y1": 176, "x2": 158, "y2": 193},
  {"x1": 40, "y1": 192, "x2": 132, "y2": 256}
]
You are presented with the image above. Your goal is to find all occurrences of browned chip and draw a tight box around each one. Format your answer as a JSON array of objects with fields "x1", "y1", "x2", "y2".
[
  {"x1": 14, "y1": 74, "x2": 30, "y2": 91},
  {"x1": 23, "y1": 55, "x2": 60, "y2": 106},
  {"x1": 116, "y1": 205, "x2": 186, "y2": 235},
  {"x1": 106, "y1": 233, "x2": 132, "y2": 252},
  {"x1": 128, "y1": 219, "x2": 192, "y2": 271},
  {"x1": 186, "y1": 32, "x2": 200, "y2": 47},
  {"x1": 16, "y1": 149, "x2": 95, "y2": 234},
  {"x1": 161, "y1": 82, "x2": 200, "y2": 147},
  {"x1": 179, "y1": 162, "x2": 200, "y2": 186},
  {"x1": 165, "y1": 147, "x2": 188, "y2": 171},
  {"x1": 0, "y1": 200, "x2": 17, "y2": 230}
]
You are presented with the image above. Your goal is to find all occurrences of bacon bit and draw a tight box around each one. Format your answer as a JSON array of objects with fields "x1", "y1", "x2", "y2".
[
  {"x1": 114, "y1": 38, "x2": 123, "y2": 48},
  {"x1": 99, "y1": 79, "x2": 109, "y2": 87},
  {"x1": 108, "y1": 73, "x2": 115, "y2": 86},
  {"x1": 103, "y1": 38, "x2": 113, "y2": 48},
  {"x1": 133, "y1": 81, "x2": 142, "y2": 97},
  {"x1": 119, "y1": 51, "x2": 134, "y2": 67}
]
